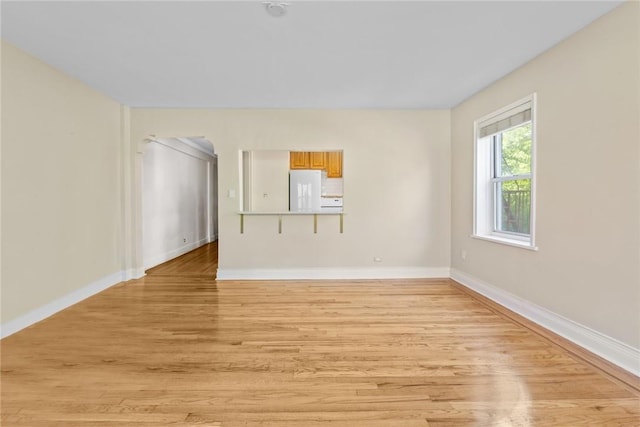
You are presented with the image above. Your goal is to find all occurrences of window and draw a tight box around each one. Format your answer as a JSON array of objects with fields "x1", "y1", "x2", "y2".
[{"x1": 474, "y1": 94, "x2": 537, "y2": 249}]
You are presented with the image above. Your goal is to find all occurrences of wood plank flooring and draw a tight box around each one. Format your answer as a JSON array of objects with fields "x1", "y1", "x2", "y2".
[
  {"x1": 2, "y1": 242, "x2": 639, "y2": 426},
  {"x1": 145, "y1": 241, "x2": 218, "y2": 277}
]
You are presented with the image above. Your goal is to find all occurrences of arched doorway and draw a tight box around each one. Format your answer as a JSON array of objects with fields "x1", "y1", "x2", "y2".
[{"x1": 140, "y1": 136, "x2": 218, "y2": 273}]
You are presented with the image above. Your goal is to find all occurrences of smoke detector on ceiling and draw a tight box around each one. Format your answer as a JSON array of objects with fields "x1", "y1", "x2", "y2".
[{"x1": 264, "y1": 2, "x2": 289, "y2": 18}]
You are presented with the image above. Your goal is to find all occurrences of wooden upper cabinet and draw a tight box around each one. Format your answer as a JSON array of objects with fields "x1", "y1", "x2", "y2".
[
  {"x1": 326, "y1": 151, "x2": 343, "y2": 178},
  {"x1": 290, "y1": 152, "x2": 310, "y2": 169},
  {"x1": 309, "y1": 152, "x2": 327, "y2": 169},
  {"x1": 290, "y1": 151, "x2": 342, "y2": 178}
]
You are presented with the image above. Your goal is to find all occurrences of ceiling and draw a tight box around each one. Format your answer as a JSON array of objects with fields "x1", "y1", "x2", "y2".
[{"x1": 1, "y1": 1, "x2": 624, "y2": 109}]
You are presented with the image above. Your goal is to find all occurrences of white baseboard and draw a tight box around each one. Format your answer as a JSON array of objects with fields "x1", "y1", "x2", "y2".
[
  {"x1": 144, "y1": 238, "x2": 209, "y2": 270},
  {"x1": 1, "y1": 271, "x2": 124, "y2": 339},
  {"x1": 450, "y1": 268, "x2": 640, "y2": 377},
  {"x1": 122, "y1": 268, "x2": 146, "y2": 281},
  {"x1": 216, "y1": 267, "x2": 450, "y2": 281}
]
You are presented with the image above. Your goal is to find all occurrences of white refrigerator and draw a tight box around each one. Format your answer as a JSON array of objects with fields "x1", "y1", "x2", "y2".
[{"x1": 289, "y1": 170, "x2": 322, "y2": 212}]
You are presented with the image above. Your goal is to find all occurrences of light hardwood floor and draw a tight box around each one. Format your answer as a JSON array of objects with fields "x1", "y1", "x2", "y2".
[{"x1": 2, "y1": 242, "x2": 639, "y2": 426}]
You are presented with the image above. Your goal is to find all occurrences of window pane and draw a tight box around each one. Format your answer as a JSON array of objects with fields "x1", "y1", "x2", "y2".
[
  {"x1": 497, "y1": 123, "x2": 531, "y2": 177},
  {"x1": 495, "y1": 179, "x2": 531, "y2": 235}
]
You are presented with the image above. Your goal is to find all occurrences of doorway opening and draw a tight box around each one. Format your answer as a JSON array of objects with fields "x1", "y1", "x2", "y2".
[{"x1": 141, "y1": 136, "x2": 218, "y2": 276}]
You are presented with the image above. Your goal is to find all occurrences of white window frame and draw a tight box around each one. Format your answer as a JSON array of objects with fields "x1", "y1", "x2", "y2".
[{"x1": 473, "y1": 94, "x2": 538, "y2": 250}]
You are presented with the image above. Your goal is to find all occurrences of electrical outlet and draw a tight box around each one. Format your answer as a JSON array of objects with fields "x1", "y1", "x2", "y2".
[
  {"x1": 373, "y1": 256, "x2": 382, "y2": 263},
  {"x1": 461, "y1": 250, "x2": 467, "y2": 261},
  {"x1": 183, "y1": 238, "x2": 187, "y2": 243}
]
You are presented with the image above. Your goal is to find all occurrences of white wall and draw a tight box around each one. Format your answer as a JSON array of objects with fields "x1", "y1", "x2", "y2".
[
  {"x1": 142, "y1": 138, "x2": 216, "y2": 269},
  {"x1": 1, "y1": 41, "x2": 124, "y2": 328},
  {"x1": 450, "y1": 2, "x2": 639, "y2": 351},
  {"x1": 130, "y1": 109, "x2": 451, "y2": 278},
  {"x1": 210, "y1": 156, "x2": 218, "y2": 242}
]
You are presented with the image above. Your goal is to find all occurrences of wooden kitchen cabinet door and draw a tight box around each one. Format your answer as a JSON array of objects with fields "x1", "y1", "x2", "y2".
[
  {"x1": 290, "y1": 152, "x2": 310, "y2": 169},
  {"x1": 309, "y1": 152, "x2": 327, "y2": 169},
  {"x1": 326, "y1": 151, "x2": 343, "y2": 178}
]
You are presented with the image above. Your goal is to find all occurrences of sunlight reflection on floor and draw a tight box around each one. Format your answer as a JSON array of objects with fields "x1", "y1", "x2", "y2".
[{"x1": 490, "y1": 367, "x2": 532, "y2": 426}]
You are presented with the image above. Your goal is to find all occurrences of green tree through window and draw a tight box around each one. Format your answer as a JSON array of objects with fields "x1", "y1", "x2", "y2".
[{"x1": 494, "y1": 123, "x2": 532, "y2": 234}]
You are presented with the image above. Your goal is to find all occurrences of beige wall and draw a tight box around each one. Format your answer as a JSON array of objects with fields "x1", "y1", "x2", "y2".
[
  {"x1": 131, "y1": 109, "x2": 451, "y2": 272},
  {"x1": 1, "y1": 41, "x2": 124, "y2": 324},
  {"x1": 249, "y1": 150, "x2": 290, "y2": 212},
  {"x1": 450, "y1": 2, "x2": 640, "y2": 347}
]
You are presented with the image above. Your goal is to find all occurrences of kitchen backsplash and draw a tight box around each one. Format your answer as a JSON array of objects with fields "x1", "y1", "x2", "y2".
[{"x1": 322, "y1": 178, "x2": 344, "y2": 196}]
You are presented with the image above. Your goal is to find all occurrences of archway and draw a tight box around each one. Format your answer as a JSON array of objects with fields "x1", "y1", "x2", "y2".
[{"x1": 140, "y1": 136, "x2": 218, "y2": 272}]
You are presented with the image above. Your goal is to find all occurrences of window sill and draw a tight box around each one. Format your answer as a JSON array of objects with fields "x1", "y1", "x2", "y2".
[{"x1": 471, "y1": 234, "x2": 538, "y2": 251}]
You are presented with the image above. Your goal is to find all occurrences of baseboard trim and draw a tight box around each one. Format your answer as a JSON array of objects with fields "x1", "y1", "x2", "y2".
[
  {"x1": 144, "y1": 238, "x2": 210, "y2": 270},
  {"x1": 122, "y1": 268, "x2": 146, "y2": 281},
  {"x1": 216, "y1": 267, "x2": 450, "y2": 281},
  {"x1": 450, "y1": 268, "x2": 640, "y2": 386},
  {"x1": 1, "y1": 271, "x2": 124, "y2": 339}
]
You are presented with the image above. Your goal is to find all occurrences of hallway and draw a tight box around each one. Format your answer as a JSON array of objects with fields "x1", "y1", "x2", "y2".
[{"x1": 145, "y1": 241, "x2": 218, "y2": 277}]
